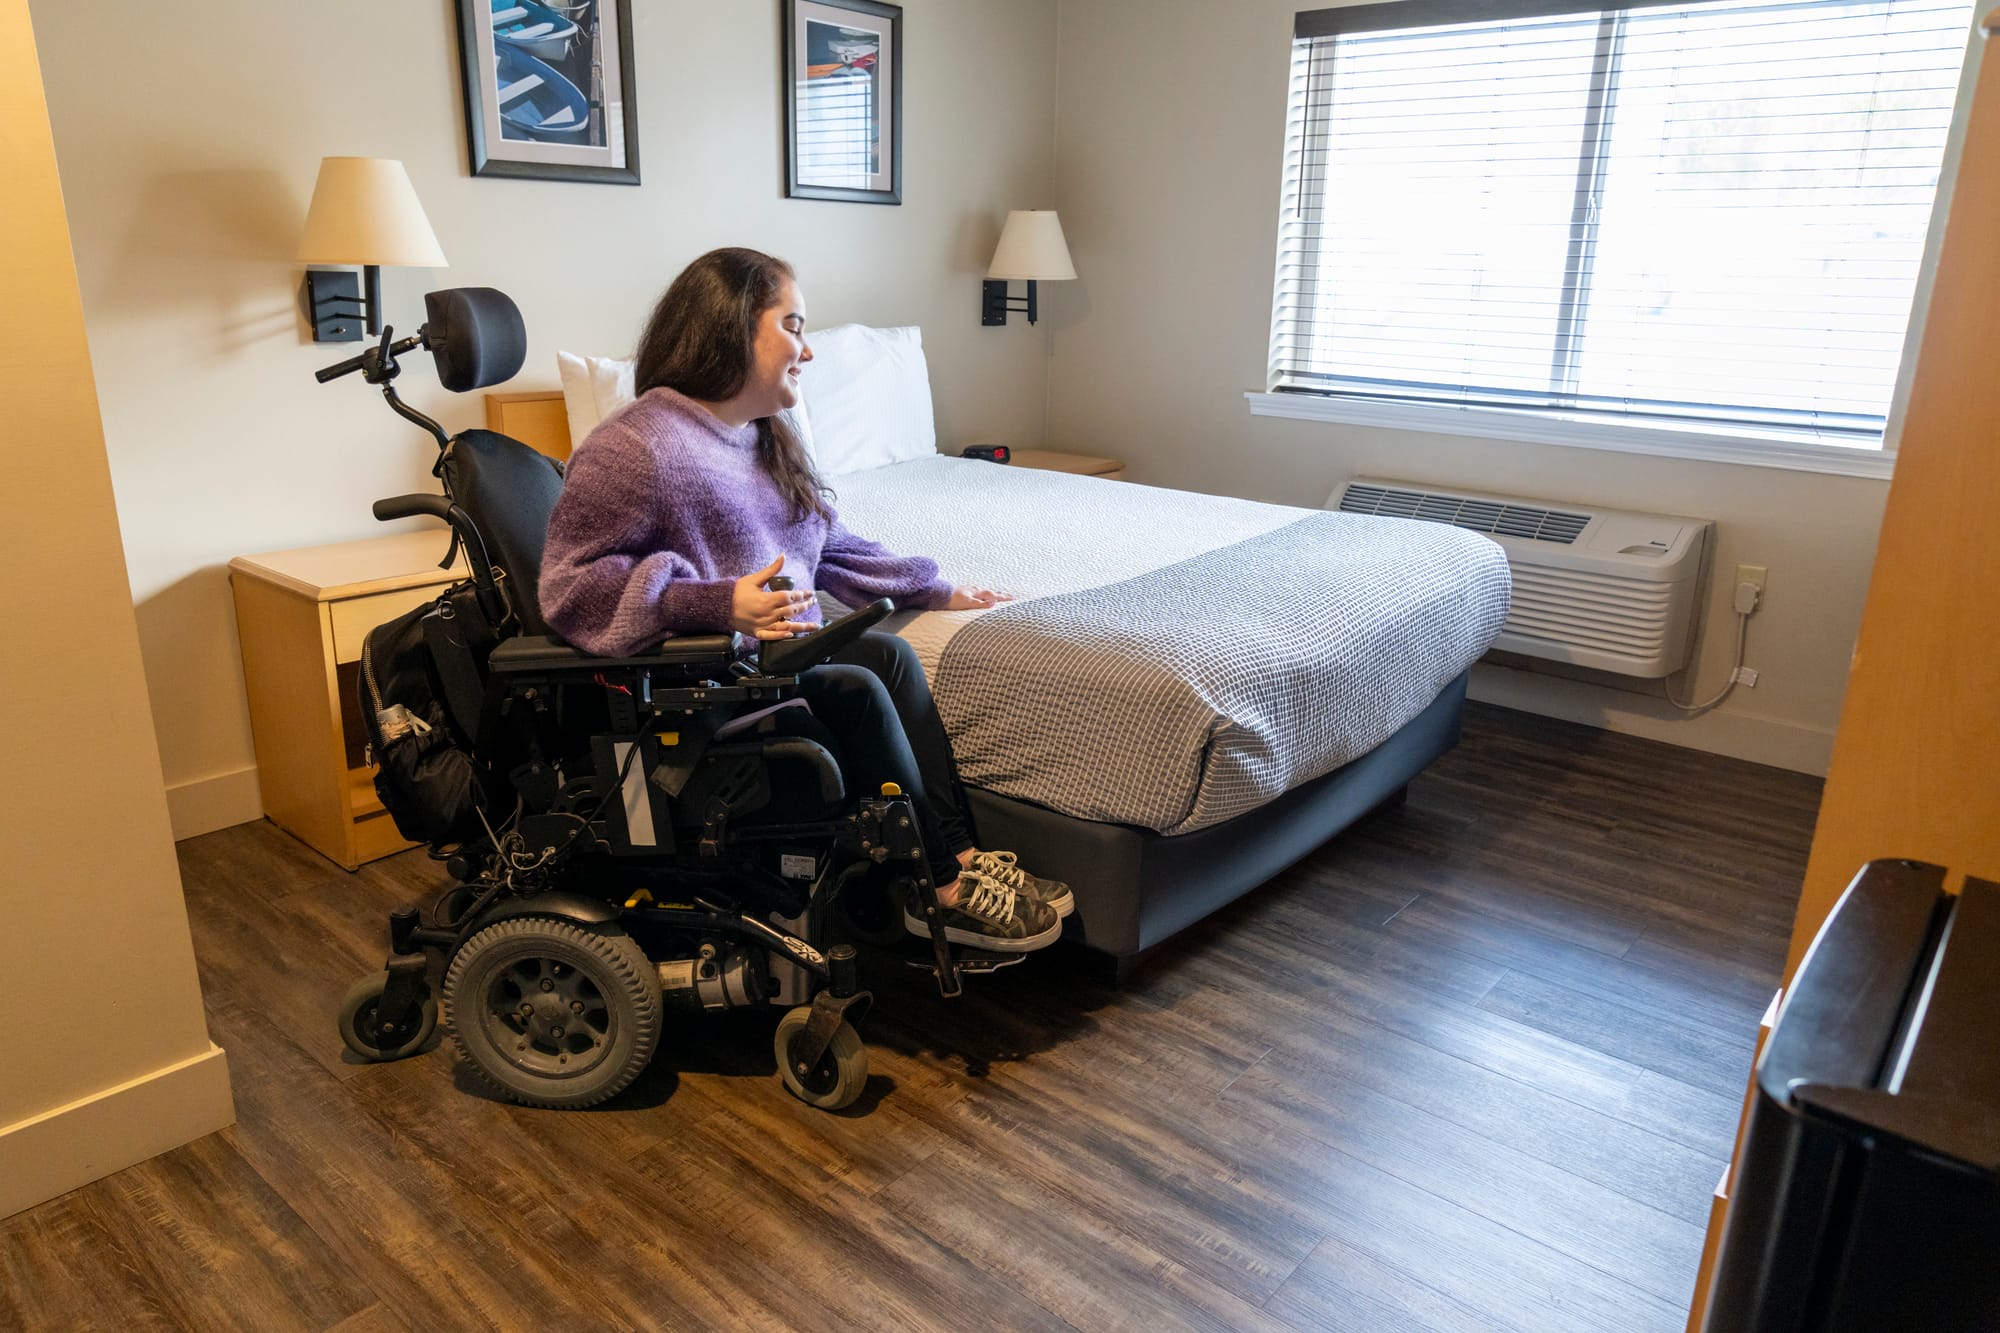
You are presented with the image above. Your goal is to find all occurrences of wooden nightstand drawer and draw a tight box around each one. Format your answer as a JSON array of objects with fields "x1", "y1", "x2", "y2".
[{"x1": 329, "y1": 584, "x2": 445, "y2": 664}]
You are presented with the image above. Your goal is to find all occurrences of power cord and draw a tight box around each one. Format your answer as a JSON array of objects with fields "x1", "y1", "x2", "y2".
[{"x1": 1666, "y1": 580, "x2": 1761, "y2": 714}]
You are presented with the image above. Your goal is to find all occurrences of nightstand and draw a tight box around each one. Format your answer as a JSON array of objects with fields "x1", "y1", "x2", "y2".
[
  {"x1": 230, "y1": 532, "x2": 465, "y2": 869},
  {"x1": 1007, "y1": 449, "x2": 1127, "y2": 481}
]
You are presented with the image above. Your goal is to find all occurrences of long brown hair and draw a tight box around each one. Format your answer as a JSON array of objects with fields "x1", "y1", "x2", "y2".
[{"x1": 632, "y1": 247, "x2": 830, "y2": 522}]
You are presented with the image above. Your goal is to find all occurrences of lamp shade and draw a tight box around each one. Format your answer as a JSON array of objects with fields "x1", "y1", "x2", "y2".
[
  {"x1": 297, "y1": 157, "x2": 447, "y2": 268},
  {"x1": 986, "y1": 210, "x2": 1076, "y2": 281}
]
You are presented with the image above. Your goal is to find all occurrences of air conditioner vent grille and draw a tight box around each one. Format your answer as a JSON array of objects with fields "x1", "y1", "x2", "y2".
[
  {"x1": 1341, "y1": 483, "x2": 1590, "y2": 545},
  {"x1": 1330, "y1": 476, "x2": 1710, "y2": 679}
]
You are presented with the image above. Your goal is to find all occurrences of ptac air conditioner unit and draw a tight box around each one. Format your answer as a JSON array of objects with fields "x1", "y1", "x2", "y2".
[{"x1": 1333, "y1": 478, "x2": 1712, "y2": 678}]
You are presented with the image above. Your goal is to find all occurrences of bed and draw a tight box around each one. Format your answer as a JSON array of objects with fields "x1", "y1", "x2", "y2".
[{"x1": 489, "y1": 328, "x2": 1511, "y2": 970}]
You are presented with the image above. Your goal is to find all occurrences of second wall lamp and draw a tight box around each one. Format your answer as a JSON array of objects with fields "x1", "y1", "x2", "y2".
[{"x1": 982, "y1": 210, "x2": 1075, "y2": 326}]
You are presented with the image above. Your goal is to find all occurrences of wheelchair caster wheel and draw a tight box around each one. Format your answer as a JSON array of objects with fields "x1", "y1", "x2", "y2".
[
  {"x1": 774, "y1": 1006, "x2": 868, "y2": 1111},
  {"x1": 338, "y1": 972, "x2": 438, "y2": 1062},
  {"x1": 443, "y1": 916, "x2": 661, "y2": 1110}
]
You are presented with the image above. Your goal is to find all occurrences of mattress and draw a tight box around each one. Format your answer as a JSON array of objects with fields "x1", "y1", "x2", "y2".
[{"x1": 829, "y1": 457, "x2": 1510, "y2": 834}]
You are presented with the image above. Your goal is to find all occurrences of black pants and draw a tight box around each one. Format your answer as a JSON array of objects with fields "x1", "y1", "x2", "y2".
[{"x1": 798, "y1": 631, "x2": 973, "y2": 887}]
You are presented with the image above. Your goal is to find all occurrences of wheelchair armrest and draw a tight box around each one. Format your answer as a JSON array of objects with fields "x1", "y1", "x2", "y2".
[
  {"x1": 757, "y1": 599, "x2": 895, "y2": 677},
  {"x1": 488, "y1": 633, "x2": 741, "y2": 673}
]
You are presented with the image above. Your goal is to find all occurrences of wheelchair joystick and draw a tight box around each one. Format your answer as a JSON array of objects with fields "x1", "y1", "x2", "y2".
[{"x1": 765, "y1": 574, "x2": 802, "y2": 644}]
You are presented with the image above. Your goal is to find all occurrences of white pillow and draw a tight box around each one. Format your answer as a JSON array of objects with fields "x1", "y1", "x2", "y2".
[
  {"x1": 556, "y1": 350, "x2": 637, "y2": 448},
  {"x1": 802, "y1": 325, "x2": 936, "y2": 476},
  {"x1": 555, "y1": 349, "x2": 816, "y2": 461}
]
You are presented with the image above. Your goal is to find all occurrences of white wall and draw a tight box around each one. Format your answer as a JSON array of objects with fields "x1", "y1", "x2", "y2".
[
  {"x1": 1041, "y1": 0, "x2": 1957, "y2": 774},
  {"x1": 3, "y1": 1, "x2": 232, "y2": 1220},
  {"x1": 30, "y1": 0, "x2": 1060, "y2": 836}
]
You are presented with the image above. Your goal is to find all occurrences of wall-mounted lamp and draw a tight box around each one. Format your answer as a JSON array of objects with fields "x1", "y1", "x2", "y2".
[
  {"x1": 982, "y1": 210, "x2": 1076, "y2": 326},
  {"x1": 297, "y1": 157, "x2": 447, "y2": 343}
]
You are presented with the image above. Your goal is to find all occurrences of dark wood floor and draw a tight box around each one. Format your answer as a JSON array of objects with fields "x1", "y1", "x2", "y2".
[{"x1": 1, "y1": 703, "x2": 1821, "y2": 1332}]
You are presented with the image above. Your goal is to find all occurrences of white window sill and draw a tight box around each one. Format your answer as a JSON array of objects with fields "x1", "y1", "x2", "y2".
[{"x1": 1245, "y1": 392, "x2": 1898, "y2": 481}]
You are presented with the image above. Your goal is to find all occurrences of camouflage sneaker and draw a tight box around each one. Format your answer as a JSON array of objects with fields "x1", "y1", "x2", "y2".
[
  {"x1": 904, "y1": 868, "x2": 1061, "y2": 953},
  {"x1": 968, "y1": 850, "x2": 1074, "y2": 919}
]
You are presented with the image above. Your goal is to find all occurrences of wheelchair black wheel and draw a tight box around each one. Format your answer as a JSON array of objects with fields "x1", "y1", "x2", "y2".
[
  {"x1": 774, "y1": 1006, "x2": 868, "y2": 1111},
  {"x1": 442, "y1": 917, "x2": 661, "y2": 1109},
  {"x1": 338, "y1": 972, "x2": 437, "y2": 1062}
]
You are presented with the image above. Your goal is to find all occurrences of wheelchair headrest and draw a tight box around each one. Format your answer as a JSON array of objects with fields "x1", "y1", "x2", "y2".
[{"x1": 423, "y1": 288, "x2": 527, "y2": 392}]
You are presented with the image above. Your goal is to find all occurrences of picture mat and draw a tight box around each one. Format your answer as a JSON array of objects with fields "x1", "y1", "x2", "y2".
[
  {"x1": 792, "y1": 1, "x2": 894, "y2": 193},
  {"x1": 477, "y1": 4, "x2": 628, "y2": 169}
]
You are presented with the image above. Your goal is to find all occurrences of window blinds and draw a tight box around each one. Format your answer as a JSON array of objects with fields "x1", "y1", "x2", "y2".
[{"x1": 1272, "y1": 0, "x2": 1974, "y2": 443}]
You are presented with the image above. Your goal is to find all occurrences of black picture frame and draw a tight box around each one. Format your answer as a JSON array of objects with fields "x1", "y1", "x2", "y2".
[
  {"x1": 783, "y1": 0, "x2": 904, "y2": 205},
  {"x1": 456, "y1": 0, "x2": 641, "y2": 185}
]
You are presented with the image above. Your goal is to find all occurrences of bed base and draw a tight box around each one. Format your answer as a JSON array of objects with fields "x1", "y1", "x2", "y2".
[{"x1": 965, "y1": 673, "x2": 1467, "y2": 967}]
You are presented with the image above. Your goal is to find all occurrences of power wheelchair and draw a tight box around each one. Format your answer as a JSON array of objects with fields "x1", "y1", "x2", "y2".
[{"x1": 324, "y1": 288, "x2": 1018, "y2": 1111}]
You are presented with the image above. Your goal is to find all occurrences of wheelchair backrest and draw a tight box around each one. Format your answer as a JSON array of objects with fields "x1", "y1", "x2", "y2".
[
  {"x1": 440, "y1": 429, "x2": 565, "y2": 636},
  {"x1": 398, "y1": 287, "x2": 566, "y2": 637}
]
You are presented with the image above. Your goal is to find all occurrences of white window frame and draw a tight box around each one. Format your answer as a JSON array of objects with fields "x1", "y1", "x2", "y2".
[
  {"x1": 1244, "y1": 389, "x2": 1900, "y2": 477},
  {"x1": 1255, "y1": 0, "x2": 1983, "y2": 480}
]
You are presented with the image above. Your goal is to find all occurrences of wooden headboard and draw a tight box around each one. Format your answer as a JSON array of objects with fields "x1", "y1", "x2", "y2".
[{"x1": 485, "y1": 390, "x2": 573, "y2": 461}]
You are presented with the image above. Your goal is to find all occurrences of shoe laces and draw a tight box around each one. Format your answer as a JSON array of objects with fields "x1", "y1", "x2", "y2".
[
  {"x1": 954, "y1": 870, "x2": 1019, "y2": 925},
  {"x1": 971, "y1": 850, "x2": 1030, "y2": 891}
]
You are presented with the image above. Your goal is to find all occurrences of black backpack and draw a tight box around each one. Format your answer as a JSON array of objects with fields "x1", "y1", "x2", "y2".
[{"x1": 357, "y1": 582, "x2": 504, "y2": 847}]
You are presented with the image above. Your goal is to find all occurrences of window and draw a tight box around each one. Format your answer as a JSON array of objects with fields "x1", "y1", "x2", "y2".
[{"x1": 1269, "y1": 0, "x2": 1975, "y2": 459}]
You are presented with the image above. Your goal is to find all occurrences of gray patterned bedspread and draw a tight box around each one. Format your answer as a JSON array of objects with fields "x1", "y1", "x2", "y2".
[{"x1": 830, "y1": 458, "x2": 1510, "y2": 834}]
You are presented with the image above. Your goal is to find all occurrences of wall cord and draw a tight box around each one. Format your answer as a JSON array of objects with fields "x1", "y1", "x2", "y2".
[{"x1": 1667, "y1": 610, "x2": 1751, "y2": 714}]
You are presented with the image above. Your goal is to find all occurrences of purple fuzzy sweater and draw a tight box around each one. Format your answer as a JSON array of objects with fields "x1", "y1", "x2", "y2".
[{"x1": 539, "y1": 387, "x2": 953, "y2": 656}]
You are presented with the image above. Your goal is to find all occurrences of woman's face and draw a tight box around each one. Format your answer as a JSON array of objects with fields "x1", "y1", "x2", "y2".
[{"x1": 745, "y1": 277, "x2": 812, "y2": 418}]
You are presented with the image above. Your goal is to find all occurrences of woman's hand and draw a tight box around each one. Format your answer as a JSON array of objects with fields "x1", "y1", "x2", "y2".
[
  {"x1": 944, "y1": 585, "x2": 1014, "y2": 611},
  {"x1": 730, "y1": 556, "x2": 818, "y2": 640}
]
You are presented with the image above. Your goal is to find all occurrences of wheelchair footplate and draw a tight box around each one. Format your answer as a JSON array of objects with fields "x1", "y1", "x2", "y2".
[
  {"x1": 857, "y1": 788, "x2": 1034, "y2": 997},
  {"x1": 898, "y1": 872, "x2": 1029, "y2": 997},
  {"x1": 896, "y1": 939, "x2": 1029, "y2": 976}
]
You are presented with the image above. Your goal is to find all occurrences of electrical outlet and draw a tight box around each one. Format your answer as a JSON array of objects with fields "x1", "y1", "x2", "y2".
[{"x1": 1734, "y1": 564, "x2": 1768, "y2": 595}]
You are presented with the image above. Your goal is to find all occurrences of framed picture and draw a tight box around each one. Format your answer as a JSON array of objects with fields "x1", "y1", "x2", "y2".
[
  {"x1": 783, "y1": 0, "x2": 903, "y2": 205},
  {"x1": 455, "y1": 0, "x2": 640, "y2": 185}
]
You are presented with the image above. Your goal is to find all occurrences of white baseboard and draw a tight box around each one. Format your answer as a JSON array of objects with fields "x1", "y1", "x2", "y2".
[
  {"x1": 165, "y1": 765, "x2": 263, "y2": 841},
  {"x1": 1469, "y1": 663, "x2": 1835, "y2": 776},
  {"x1": 1, "y1": 1044, "x2": 235, "y2": 1220}
]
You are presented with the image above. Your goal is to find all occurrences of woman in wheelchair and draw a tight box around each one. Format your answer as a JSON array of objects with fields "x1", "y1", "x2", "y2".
[{"x1": 540, "y1": 246, "x2": 1070, "y2": 954}]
